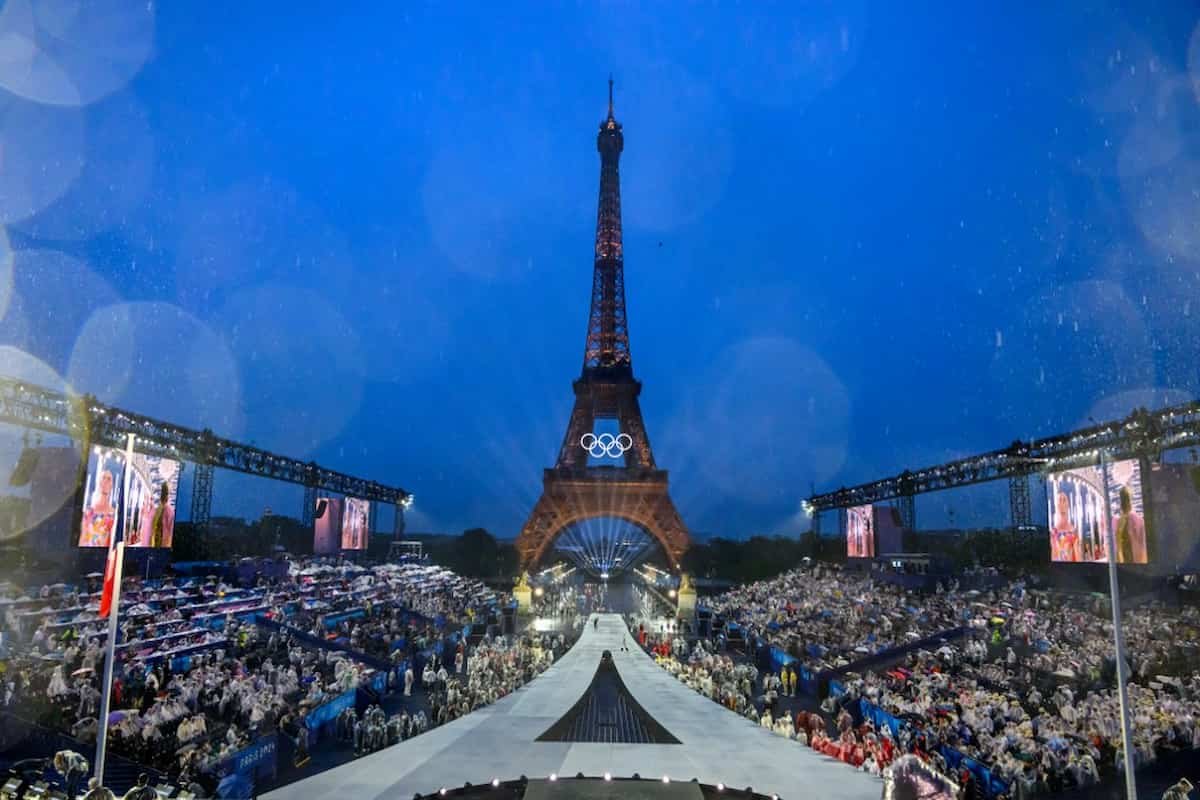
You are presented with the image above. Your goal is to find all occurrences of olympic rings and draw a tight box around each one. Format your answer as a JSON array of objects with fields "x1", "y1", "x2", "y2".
[{"x1": 580, "y1": 432, "x2": 633, "y2": 459}]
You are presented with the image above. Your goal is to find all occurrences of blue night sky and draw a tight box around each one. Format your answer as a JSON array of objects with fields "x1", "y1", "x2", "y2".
[{"x1": 2, "y1": 2, "x2": 1200, "y2": 539}]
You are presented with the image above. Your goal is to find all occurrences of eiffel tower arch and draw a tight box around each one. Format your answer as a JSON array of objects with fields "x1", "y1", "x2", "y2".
[{"x1": 516, "y1": 81, "x2": 691, "y2": 573}]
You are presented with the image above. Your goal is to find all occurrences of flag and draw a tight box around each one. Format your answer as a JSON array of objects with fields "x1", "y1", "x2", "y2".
[
  {"x1": 98, "y1": 519, "x2": 122, "y2": 618},
  {"x1": 94, "y1": 434, "x2": 132, "y2": 787}
]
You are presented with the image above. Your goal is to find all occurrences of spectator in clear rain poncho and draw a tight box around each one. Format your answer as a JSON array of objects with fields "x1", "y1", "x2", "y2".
[{"x1": 1163, "y1": 778, "x2": 1194, "y2": 800}]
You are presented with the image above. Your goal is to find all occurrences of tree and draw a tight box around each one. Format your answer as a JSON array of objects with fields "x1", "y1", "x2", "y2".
[{"x1": 460, "y1": 528, "x2": 499, "y2": 577}]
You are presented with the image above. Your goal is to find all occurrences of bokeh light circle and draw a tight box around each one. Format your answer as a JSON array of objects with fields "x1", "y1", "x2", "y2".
[
  {"x1": 703, "y1": 0, "x2": 866, "y2": 110},
  {"x1": 0, "y1": 228, "x2": 13, "y2": 323},
  {"x1": 619, "y1": 60, "x2": 734, "y2": 233},
  {"x1": 1188, "y1": 23, "x2": 1200, "y2": 106},
  {"x1": 0, "y1": 249, "x2": 119, "y2": 370},
  {"x1": 1124, "y1": 152, "x2": 1200, "y2": 262},
  {"x1": 0, "y1": 0, "x2": 154, "y2": 107},
  {"x1": 15, "y1": 91, "x2": 155, "y2": 240},
  {"x1": 174, "y1": 178, "x2": 357, "y2": 310},
  {"x1": 0, "y1": 346, "x2": 83, "y2": 541},
  {"x1": 663, "y1": 336, "x2": 850, "y2": 509},
  {"x1": 67, "y1": 302, "x2": 244, "y2": 436},
  {"x1": 1081, "y1": 387, "x2": 1194, "y2": 431},
  {"x1": 0, "y1": 96, "x2": 85, "y2": 224},
  {"x1": 987, "y1": 280, "x2": 1154, "y2": 431},
  {"x1": 214, "y1": 284, "x2": 366, "y2": 455},
  {"x1": 420, "y1": 113, "x2": 575, "y2": 281}
]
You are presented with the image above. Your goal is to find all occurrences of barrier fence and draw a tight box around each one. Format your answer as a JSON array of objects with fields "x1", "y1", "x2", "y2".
[
  {"x1": 303, "y1": 688, "x2": 358, "y2": 743},
  {"x1": 210, "y1": 732, "x2": 278, "y2": 799}
]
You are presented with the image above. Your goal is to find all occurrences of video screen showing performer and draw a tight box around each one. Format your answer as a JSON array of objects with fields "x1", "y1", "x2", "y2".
[
  {"x1": 342, "y1": 497, "x2": 370, "y2": 550},
  {"x1": 123, "y1": 454, "x2": 181, "y2": 548},
  {"x1": 313, "y1": 497, "x2": 342, "y2": 555},
  {"x1": 847, "y1": 504, "x2": 875, "y2": 558},
  {"x1": 1046, "y1": 458, "x2": 1147, "y2": 563},
  {"x1": 78, "y1": 446, "x2": 126, "y2": 547}
]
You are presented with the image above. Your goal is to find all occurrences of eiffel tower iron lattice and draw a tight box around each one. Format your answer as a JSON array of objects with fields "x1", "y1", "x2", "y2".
[{"x1": 515, "y1": 81, "x2": 691, "y2": 573}]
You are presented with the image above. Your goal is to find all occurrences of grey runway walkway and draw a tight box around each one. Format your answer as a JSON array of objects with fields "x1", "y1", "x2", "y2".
[{"x1": 263, "y1": 614, "x2": 881, "y2": 800}]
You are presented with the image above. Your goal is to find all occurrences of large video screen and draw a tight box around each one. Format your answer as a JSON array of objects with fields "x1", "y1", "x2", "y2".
[
  {"x1": 1148, "y1": 462, "x2": 1200, "y2": 571},
  {"x1": 342, "y1": 497, "x2": 370, "y2": 550},
  {"x1": 847, "y1": 503, "x2": 875, "y2": 558},
  {"x1": 78, "y1": 448, "x2": 181, "y2": 548},
  {"x1": 78, "y1": 446, "x2": 126, "y2": 547},
  {"x1": 876, "y1": 505, "x2": 905, "y2": 555},
  {"x1": 124, "y1": 453, "x2": 181, "y2": 548},
  {"x1": 29, "y1": 446, "x2": 80, "y2": 555},
  {"x1": 313, "y1": 497, "x2": 343, "y2": 555},
  {"x1": 1047, "y1": 458, "x2": 1147, "y2": 563}
]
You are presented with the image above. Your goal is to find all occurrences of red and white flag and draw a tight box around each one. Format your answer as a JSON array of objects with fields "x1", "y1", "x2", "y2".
[{"x1": 98, "y1": 517, "x2": 123, "y2": 618}]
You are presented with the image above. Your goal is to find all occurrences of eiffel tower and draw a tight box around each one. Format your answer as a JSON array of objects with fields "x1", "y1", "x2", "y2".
[{"x1": 515, "y1": 80, "x2": 691, "y2": 572}]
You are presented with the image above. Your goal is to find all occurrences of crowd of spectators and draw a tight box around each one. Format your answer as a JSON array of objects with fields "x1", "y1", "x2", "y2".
[
  {"x1": 0, "y1": 558, "x2": 549, "y2": 798},
  {"x1": 705, "y1": 565, "x2": 970, "y2": 674},
  {"x1": 330, "y1": 630, "x2": 568, "y2": 757},
  {"x1": 652, "y1": 563, "x2": 1200, "y2": 798}
]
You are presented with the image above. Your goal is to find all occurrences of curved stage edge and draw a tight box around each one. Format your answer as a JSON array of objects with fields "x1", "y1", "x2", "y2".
[{"x1": 263, "y1": 614, "x2": 880, "y2": 800}]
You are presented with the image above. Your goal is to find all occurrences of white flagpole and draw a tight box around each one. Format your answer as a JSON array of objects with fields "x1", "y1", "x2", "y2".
[
  {"x1": 1099, "y1": 447, "x2": 1138, "y2": 799},
  {"x1": 94, "y1": 433, "x2": 133, "y2": 786}
]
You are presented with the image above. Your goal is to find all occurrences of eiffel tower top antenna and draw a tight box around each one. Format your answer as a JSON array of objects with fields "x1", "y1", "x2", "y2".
[{"x1": 585, "y1": 76, "x2": 629, "y2": 375}]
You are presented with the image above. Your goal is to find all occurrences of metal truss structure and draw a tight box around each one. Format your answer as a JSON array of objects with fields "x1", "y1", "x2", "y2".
[
  {"x1": 0, "y1": 376, "x2": 411, "y2": 536},
  {"x1": 1008, "y1": 474, "x2": 1032, "y2": 530},
  {"x1": 808, "y1": 403, "x2": 1200, "y2": 527},
  {"x1": 191, "y1": 462, "x2": 215, "y2": 533},
  {"x1": 302, "y1": 484, "x2": 318, "y2": 527}
]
